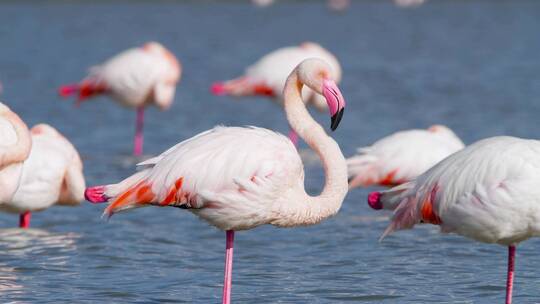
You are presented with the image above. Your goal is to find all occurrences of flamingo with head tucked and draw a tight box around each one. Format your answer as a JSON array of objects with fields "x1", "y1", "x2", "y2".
[
  {"x1": 0, "y1": 102, "x2": 32, "y2": 227},
  {"x1": 3, "y1": 124, "x2": 85, "y2": 228},
  {"x1": 59, "y1": 42, "x2": 182, "y2": 156},
  {"x1": 368, "y1": 136, "x2": 540, "y2": 304},
  {"x1": 347, "y1": 125, "x2": 464, "y2": 188},
  {"x1": 85, "y1": 59, "x2": 347, "y2": 304},
  {"x1": 211, "y1": 42, "x2": 341, "y2": 145}
]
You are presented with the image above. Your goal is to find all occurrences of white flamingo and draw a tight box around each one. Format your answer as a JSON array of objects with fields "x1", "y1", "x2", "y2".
[
  {"x1": 3, "y1": 124, "x2": 85, "y2": 228},
  {"x1": 368, "y1": 136, "x2": 540, "y2": 304},
  {"x1": 85, "y1": 59, "x2": 348, "y2": 304},
  {"x1": 211, "y1": 42, "x2": 341, "y2": 145},
  {"x1": 394, "y1": 0, "x2": 425, "y2": 7},
  {"x1": 347, "y1": 125, "x2": 464, "y2": 188},
  {"x1": 0, "y1": 102, "x2": 32, "y2": 227},
  {"x1": 251, "y1": 0, "x2": 350, "y2": 11},
  {"x1": 59, "y1": 42, "x2": 182, "y2": 156}
]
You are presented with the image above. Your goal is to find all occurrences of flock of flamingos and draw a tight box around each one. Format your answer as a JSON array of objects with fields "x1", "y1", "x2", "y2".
[{"x1": 0, "y1": 17, "x2": 535, "y2": 304}]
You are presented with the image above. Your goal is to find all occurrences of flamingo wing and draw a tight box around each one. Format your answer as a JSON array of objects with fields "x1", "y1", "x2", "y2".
[{"x1": 102, "y1": 126, "x2": 302, "y2": 223}]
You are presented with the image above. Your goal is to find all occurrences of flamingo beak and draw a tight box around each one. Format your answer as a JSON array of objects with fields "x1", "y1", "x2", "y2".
[{"x1": 322, "y1": 79, "x2": 346, "y2": 131}]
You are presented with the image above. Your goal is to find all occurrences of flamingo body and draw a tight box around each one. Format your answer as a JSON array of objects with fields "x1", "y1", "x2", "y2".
[
  {"x1": 369, "y1": 136, "x2": 540, "y2": 304},
  {"x1": 61, "y1": 42, "x2": 180, "y2": 110},
  {"x1": 4, "y1": 124, "x2": 85, "y2": 214},
  {"x1": 100, "y1": 126, "x2": 305, "y2": 231},
  {"x1": 213, "y1": 42, "x2": 341, "y2": 113},
  {"x1": 347, "y1": 125, "x2": 464, "y2": 188}
]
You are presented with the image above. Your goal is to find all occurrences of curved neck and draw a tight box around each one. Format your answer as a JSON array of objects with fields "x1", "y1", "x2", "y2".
[
  {"x1": 0, "y1": 111, "x2": 31, "y2": 169},
  {"x1": 276, "y1": 72, "x2": 348, "y2": 226}
]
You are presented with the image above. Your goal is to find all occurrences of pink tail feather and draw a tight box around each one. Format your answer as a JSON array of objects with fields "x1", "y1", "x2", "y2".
[
  {"x1": 58, "y1": 80, "x2": 107, "y2": 102},
  {"x1": 372, "y1": 182, "x2": 441, "y2": 241},
  {"x1": 58, "y1": 84, "x2": 80, "y2": 98}
]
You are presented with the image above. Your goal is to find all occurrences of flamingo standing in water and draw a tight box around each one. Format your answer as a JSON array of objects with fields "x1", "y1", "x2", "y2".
[
  {"x1": 59, "y1": 42, "x2": 182, "y2": 156},
  {"x1": 86, "y1": 59, "x2": 348, "y2": 303},
  {"x1": 368, "y1": 136, "x2": 540, "y2": 304},
  {"x1": 0, "y1": 103, "x2": 32, "y2": 227},
  {"x1": 3, "y1": 124, "x2": 85, "y2": 228},
  {"x1": 347, "y1": 125, "x2": 464, "y2": 188},
  {"x1": 211, "y1": 42, "x2": 341, "y2": 145}
]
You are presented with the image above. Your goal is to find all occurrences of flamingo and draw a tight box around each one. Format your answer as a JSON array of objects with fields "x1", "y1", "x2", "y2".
[
  {"x1": 367, "y1": 136, "x2": 540, "y2": 304},
  {"x1": 251, "y1": 0, "x2": 350, "y2": 11},
  {"x1": 59, "y1": 42, "x2": 182, "y2": 156},
  {"x1": 85, "y1": 59, "x2": 348, "y2": 303},
  {"x1": 394, "y1": 0, "x2": 425, "y2": 7},
  {"x1": 211, "y1": 42, "x2": 341, "y2": 145},
  {"x1": 0, "y1": 102, "x2": 32, "y2": 225},
  {"x1": 347, "y1": 125, "x2": 464, "y2": 188},
  {"x1": 2, "y1": 124, "x2": 85, "y2": 228}
]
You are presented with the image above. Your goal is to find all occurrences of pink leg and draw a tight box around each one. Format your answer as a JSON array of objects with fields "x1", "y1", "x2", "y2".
[
  {"x1": 288, "y1": 129, "x2": 298, "y2": 147},
  {"x1": 133, "y1": 107, "x2": 144, "y2": 156},
  {"x1": 222, "y1": 230, "x2": 234, "y2": 304},
  {"x1": 506, "y1": 245, "x2": 516, "y2": 304},
  {"x1": 19, "y1": 211, "x2": 31, "y2": 228}
]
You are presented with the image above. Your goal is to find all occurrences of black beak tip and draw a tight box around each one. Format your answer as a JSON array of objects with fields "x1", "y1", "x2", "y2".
[{"x1": 330, "y1": 108, "x2": 345, "y2": 131}]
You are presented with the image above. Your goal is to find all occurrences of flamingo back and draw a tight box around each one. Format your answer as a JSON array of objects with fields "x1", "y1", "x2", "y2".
[{"x1": 348, "y1": 126, "x2": 464, "y2": 188}]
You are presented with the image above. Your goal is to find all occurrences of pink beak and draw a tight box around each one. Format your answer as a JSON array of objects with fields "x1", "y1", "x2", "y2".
[{"x1": 322, "y1": 79, "x2": 346, "y2": 131}]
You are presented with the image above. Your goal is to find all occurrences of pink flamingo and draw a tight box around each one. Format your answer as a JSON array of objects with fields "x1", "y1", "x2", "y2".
[
  {"x1": 59, "y1": 42, "x2": 182, "y2": 156},
  {"x1": 3, "y1": 124, "x2": 85, "y2": 228},
  {"x1": 367, "y1": 136, "x2": 540, "y2": 304},
  {"x1": 347, "y1": 125, "x2": 464, "y2": 188},
  {"x1": 211, "y1": 42, "x2": 341, "y2": 146},
  {"x1": 85, "y1": 59, "x2": 347, "y2": 303},
  {"x1": 0, "y1": 102, "x2": 32, "y2": 227}
]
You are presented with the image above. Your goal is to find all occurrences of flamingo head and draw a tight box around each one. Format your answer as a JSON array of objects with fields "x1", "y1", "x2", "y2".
[{"x1": 297, "y1": 58, "x2": 346, "y2": 131}]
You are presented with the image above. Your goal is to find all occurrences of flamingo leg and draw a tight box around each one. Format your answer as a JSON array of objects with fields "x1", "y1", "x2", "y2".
[
  {"x1": 19, "y1": 211, "x2": 31, "y2": 228},
  {"x1": 506, "y1": 245, "x2": 516, "y2": 304},
  {"x1": 288, "y1": 128, "x2": 299, "y2": 147},
  {"x1": 222, "y1": 230, "x2": 235, "y2": 304},
  {"x1": 133, "y1": 106, "x2": 144, "y2": 156}
]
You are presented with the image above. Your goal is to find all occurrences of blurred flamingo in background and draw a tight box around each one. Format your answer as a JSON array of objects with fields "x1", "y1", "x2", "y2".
[
  {"x1": 347, "y1": 125, "x2": 464, "y2": 188},
  {"x1": 327, "y1": 0, "x2": 350, "y2": 11},
  {"x1": 252, "y1": 0, "x2": 350, "y2": 11},
  {"x1": 59, "y1": 42, "x2": 182, "y2": 156},
  {"x1": 0, "y1": 102, "x2": 32, "y2": 227},
  {"x1": 251, "y1": 0, "x2": 274, "y2": 7},
  {"x1": 86, "y1": 59, "x2": 347, "y2": 304},
  {"x1": 211, "y1": 42, "x2": 341, "y2": 145},
  {"x1": 394, "y1": 0, "x2": 425, "y2": 7},
  {"x1": 3, "y1": 124, "x2": 85, "y2": 228},
  {"x1": 368, "y1": 136, "x2": 540, "y2": 304}
]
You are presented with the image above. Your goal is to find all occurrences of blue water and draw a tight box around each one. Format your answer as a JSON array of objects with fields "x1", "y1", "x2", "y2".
[{"x1": 1, "y1": 0, "x2": 540, "y2": 303}]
